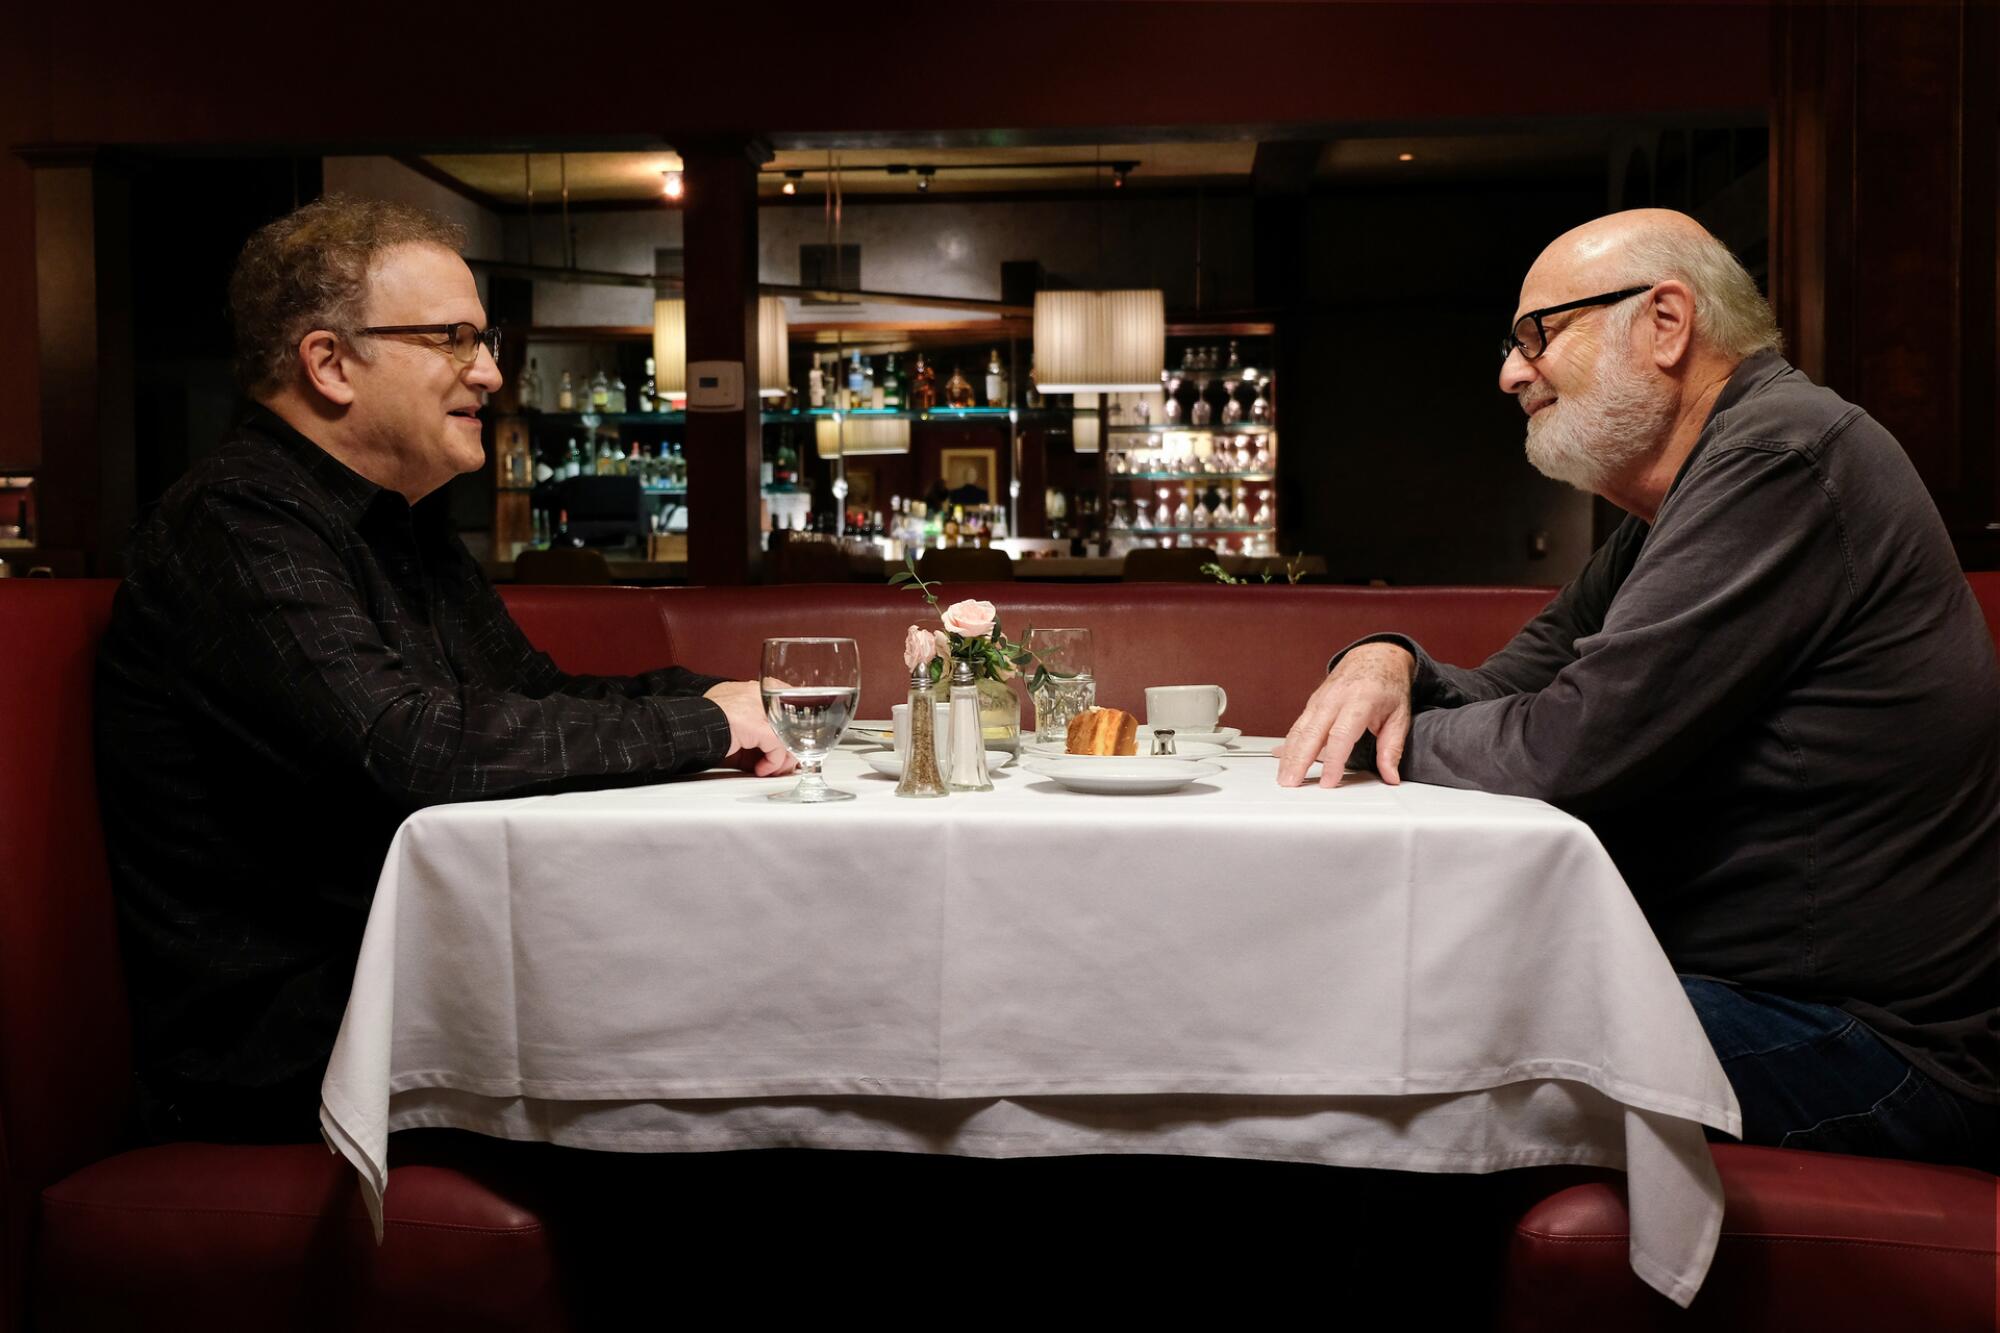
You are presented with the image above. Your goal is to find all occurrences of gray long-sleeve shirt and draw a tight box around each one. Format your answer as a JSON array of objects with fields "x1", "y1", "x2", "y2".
[{"x1": 1341, "y1": 353, "x2": 1998, "y2": 1103}]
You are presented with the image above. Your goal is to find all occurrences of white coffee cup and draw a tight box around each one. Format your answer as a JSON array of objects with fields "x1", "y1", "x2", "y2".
[
  {"x1": 892, "y1": 701, "x2": 954, "y2": 772},
  {"x1": 1145, "y1": 684, "x2": 1228, "y2": 732}
]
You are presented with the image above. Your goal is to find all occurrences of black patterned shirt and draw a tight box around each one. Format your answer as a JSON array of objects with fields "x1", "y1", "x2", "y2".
[{"x1": 95, "y1": 404, "x2": 731, "y2": 1141}]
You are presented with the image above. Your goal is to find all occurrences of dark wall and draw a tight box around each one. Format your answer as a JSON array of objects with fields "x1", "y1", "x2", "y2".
[
  {"x1": 128, "y1": 157, "x2": 321, "y2": 512},
  {"x1": 1285, "y1": 181, "x2": 1614, "y2": 585}
]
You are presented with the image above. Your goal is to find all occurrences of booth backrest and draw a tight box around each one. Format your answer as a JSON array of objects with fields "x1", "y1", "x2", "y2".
[
  {"x1": 0, "y1": 581, "x2": 130, "y2": 1319},
  {"x1": 499, "y1": 582, "x2": 1559, "y2": 735}
]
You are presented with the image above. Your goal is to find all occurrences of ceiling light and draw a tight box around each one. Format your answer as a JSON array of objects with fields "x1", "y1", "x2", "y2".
[
  {"x1": 782, "y1": 180, "x2": 796, "y2": 195},
  {"x1": 916, "y1": 166, "x2": 934, "y2": 193},
  {"x1": 782, "y1": 170, "x2": 803, "y2": 196},
  {"x1": 662, "y1": 170, "x2": 685, "y2": 199},
  {"x1": 1111, "y1": 160, "x2": 1136, "y2": 189},
  {"x1": 1397, "y1": 152, "x2": 1414, "y2": 163}
]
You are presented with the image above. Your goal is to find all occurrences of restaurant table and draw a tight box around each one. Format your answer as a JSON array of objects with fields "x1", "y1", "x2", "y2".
[{"x1": 320, "y1": 742, "x2": 1739, "y2": 1307}]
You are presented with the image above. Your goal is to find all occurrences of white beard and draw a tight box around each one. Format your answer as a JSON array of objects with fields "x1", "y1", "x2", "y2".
[{"x1": 1523, "y1": 347, "x2": 1677, "y2": 493}]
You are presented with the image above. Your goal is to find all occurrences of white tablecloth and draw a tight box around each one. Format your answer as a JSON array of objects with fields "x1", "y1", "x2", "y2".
[{"x1": 321, "y1": 744, "x2": 1739, "y2": 1306}]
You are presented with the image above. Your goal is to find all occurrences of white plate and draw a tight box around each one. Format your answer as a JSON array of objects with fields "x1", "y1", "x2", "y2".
[
  {"x1": 860, "y1": 749, "x2": 1013, "y2": 779},
  {"x1": 1022, "y1": 757, "x2": 1224, "y2": 795},
  {"x1": 847, "y1": 720, "x2": 895, "y2": 742},
  {"x1": 1023, "y1": 739, "x2": 1226, "y2": 762},
  {"x1": 1142, "y1": 725, "x2": 1241, "y2": 747}
]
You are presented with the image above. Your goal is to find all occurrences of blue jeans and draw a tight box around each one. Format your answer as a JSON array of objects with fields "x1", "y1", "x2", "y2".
[{"x1": 1680, "y1": 977, "x2": 1999, "y2": 1171}]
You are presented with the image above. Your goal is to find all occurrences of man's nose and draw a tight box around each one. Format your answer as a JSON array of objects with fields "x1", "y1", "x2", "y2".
[
  {"x1": 1499, "y1": 346, "x2": 1536, "y2": 397},
  {"x1": 466, "y1": 346, "x2": 503, "y2": 392}
]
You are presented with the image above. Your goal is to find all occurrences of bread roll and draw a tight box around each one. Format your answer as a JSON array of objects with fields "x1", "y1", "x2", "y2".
[{"x1": 1065, "y1": 706, "x2": 1138, "y2": 756}]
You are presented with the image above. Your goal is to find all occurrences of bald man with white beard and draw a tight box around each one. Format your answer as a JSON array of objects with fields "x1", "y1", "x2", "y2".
[{"x1": 1279, "y1": 210, "x2": 1998, "y2": 1170}]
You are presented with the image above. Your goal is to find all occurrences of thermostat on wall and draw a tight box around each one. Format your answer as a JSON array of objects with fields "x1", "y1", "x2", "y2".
[{"x1": 686, "y1": 361, "x2": 745, "y2": 412}]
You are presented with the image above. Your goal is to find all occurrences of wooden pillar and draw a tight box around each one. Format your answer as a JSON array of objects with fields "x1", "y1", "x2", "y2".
[
  {"x1": 1772, "y1": 0, "x2": 1999, "y2": 568},
  {"x1": 679, "y1": 139, "x2": 771, "y2": 586},
  {"x1": 31, "y1": 152, "x2": 136, "y2": 576}
]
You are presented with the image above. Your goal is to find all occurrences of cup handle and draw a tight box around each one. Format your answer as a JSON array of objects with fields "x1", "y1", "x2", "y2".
[{"x1": 1213, "y1": 686, "x2": 1228, "y2": 718}]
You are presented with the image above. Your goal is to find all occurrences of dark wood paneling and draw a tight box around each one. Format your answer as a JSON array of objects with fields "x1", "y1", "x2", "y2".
[
  {"x1": 680, "y1": 142, "x2": 768, "y2": 586},
  {"x1": 1773, "y1": 0, "x2": 1998, "y2": 567}
]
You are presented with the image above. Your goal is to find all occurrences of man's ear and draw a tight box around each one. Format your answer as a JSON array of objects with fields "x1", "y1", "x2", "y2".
[
  {"x1": 1647, "y1": 280, "x2": 1695, "y2": 371},
  {"x1": 299, "y1": 329, "x2": 357, "y2": 406}
]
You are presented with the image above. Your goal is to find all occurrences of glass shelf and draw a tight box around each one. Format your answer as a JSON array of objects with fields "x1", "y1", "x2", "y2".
[
  {"x1": 1120, "y1": 525, "x2": 1275, "y2": 536},
  {"x1": 804, "y1": 407, "x2": 1015, "y2": 420},
  {"x1": 1106, "y1": 422, "x2": 1275, "y2": 435},
  {"x1": 516, "y1": 410, "x2": 804, "y2": 426},
  {"x1": 1111, "y1": 472, "x2": 1275, "y2": 483}
]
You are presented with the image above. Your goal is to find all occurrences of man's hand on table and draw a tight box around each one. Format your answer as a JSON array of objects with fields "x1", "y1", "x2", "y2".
[
  {"x1": 703, "y1": 681, "x2": 799, "y2": 776},
  {"x1": 1276, "y1": 643, "x2": 1416, "y2": 788}
]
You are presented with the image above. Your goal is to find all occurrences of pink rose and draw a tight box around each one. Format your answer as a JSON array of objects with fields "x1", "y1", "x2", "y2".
[
  {"x1": 902, "y1": 624, "x2": 939, "y2": 672},
  {"x1": 933, "y1": 630, "x2": 951, "y2": 659},
  {"x1": 940, "y1": 599, "x2": 997, "y2": 639}
]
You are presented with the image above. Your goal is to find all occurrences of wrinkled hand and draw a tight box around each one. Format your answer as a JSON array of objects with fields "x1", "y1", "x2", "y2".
[
  {"x1": 703, "y1": 681, "x2": 798, "y2": 777},
  {"x1": 1275, "y1": 644, "x2": 1417, "y2": 788}
]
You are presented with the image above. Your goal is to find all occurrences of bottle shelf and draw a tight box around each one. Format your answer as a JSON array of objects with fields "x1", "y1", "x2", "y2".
[
  {"x1": 1106, "y1": 422, "x2": 1274, "y2": 436},
  {"x1": 805, "y1": 407, "x2": 1014, "y2": 420},
  {"x1": 1111, "y1": 472, "x2": 1275, "y2": 483},
  {"x1": 1118, "y1": 525, "x2": 1275, "y2": 536}
]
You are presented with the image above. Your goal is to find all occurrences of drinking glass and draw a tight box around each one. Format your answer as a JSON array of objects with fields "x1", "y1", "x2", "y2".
[
  {"x1": 1026, "y1": 627, "x2": 1097, "y2": 744},
  {"x1": 761, "y1": 637, "x2": 861, "y2": 803}
]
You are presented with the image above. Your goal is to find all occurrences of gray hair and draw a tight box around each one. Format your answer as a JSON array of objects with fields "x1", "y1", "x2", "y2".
[
  {"x1": 229, "y1": 194, "x2": 468, "y2": 397},
  {"x1": 1612, "y1": 227, "x2": 1783, "y2": 361}
]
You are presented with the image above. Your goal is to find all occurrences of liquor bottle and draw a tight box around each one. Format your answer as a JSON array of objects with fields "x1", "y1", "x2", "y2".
[
  {"x1": 669, "y1": 441, "x2": 687, "y2": 487},
  {"x1": 622, "y1": 442, "x2": 639, "y2": 477},
  {"x1": 867, "y1": 358, "x2": 883, "y2": 410},
  {"x1": 555, "y1": 508, "x2": 574, "y2": 546},
  {"x1": 808, "y1": 356, "x2": 825, "y2": 408},
  {"x1": 596, "y1": 438, "x2": 616, "y2": 475},
  {"x1": 563, "y1": 437, "x2": 583, "y2": 479},
  {"x1": 944, "y1": 366, "x2": 975, "y2": 409},
  {"x1": 984, "y1": 349, "x2": 1006, "y2": 407},
  {"x1": 911, "y1": 355, "x2": 937, "y2": 411},
  {"x1": 557, "y1": 370, "x2": 576, "y2": 412},
  {"x1": 590, "y1": 367, "x2": 610, "y2": 411},
  {"x1": 609, "y1": 377, "x2": 628, "y2": 413},
  {"x1": 639, "y1": 358, "x2": 657, "y2": 412},
  {"x1": 519, "y1": 357, "x2": 543, "y2": 411},
  {"x1": 942, "y1": 506, "x2": 961, "y2": 546},
  {"x1": 881, "y1": 354, "x2": 903, "y2": 410}
]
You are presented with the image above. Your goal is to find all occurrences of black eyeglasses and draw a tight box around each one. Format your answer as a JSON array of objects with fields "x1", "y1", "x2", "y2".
[
  {"x1": 1501, "y1": 285, "x2": 1652, "y2": 362},
  {"x1": 353, "y1": 322, "x2": 501, "y2": 366}
]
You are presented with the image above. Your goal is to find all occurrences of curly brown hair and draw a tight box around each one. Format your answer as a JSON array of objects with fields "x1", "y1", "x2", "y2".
[{"x1": 228, "y1": 193, "x2": 468, "y2": 397}]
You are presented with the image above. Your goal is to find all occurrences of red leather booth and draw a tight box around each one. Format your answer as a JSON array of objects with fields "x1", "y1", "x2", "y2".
[{"x1": 3, "y1": 576, "x2": 1995, "y2": 1330}]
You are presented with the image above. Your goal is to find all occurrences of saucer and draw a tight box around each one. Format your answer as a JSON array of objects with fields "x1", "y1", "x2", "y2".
[
  {"x1": 860, "y1": 749, "x2": 1013, "y2": 779},
  {"x1": 1023, "y1": 739, "x2": 1226, "y2": 762},
  {"x1": 1022, "y1": 757, "x2": 1223, "y2": 795},
  {"x1": 1142, "y1": 725, "x2": 1241, "y2": 747}
]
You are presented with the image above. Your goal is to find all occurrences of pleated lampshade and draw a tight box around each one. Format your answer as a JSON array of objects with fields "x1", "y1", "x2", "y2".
[
  {"x1": 815, "y1": 414, "x2": 912, "y2": 457},
  {"x1": 1032, "y1": 289, "x2": 1165, "y2": 393},
  {"x1": 652, "y1": 296, "x2": 789, "y2": 399}
]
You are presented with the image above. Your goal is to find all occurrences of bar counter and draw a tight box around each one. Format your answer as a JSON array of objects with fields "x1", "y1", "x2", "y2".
[{"x1": 483, "y1": 553, "x2": 1328, "y2": 585}]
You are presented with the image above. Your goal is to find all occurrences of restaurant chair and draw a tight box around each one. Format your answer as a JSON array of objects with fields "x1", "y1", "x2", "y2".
[
  {"x1": 915, "y1": 547, "x2": 1014, "y2": 582},
  {"x1": 766, "y1": 535, "x2": 862, "y2": 584},
  {"x1": 511, "y1": 547, "x2": 612, "y2": 586},
  {"x1": 1120, "y1": 546, "x2": 1221, "y2": 582}
]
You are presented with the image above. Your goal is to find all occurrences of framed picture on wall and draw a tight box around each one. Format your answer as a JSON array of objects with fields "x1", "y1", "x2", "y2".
[
  {"x1": 846, "y1": 467, "x2": 876, "y2": 515},
  {"x1": 938, "y1": 448, "x2": 998, "y2": 504}
]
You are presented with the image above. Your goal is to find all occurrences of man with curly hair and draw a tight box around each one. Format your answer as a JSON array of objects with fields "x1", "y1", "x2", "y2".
[{"x1": 95, "y1": 195, "x2": 792, "y2": 1142}]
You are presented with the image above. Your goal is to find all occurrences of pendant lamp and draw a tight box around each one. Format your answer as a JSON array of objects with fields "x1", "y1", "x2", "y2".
[
  {"x1": 651, "y1": 296, "x2": 790, "y2": 399},
  {"x1": 1070, "y1": 392, "x2": 1101, "y2": 453},
  {"x1": 815, "y1": 413, "x2": 912, "y2": 457},
  {"x1": 1032, "y1": 289, "x2": 1164, "y2": 393}
]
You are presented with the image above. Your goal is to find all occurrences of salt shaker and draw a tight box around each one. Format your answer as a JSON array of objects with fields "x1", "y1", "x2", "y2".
[
  {"x1": 895, "y1": 667, "x2": 949, "y2": 799},
  {"x1": 1151, "y1": 728, "x2": 1178, "y2": 756},
  {"x1": 946, "y1": 659, "x2": 992, "y2": 792}
]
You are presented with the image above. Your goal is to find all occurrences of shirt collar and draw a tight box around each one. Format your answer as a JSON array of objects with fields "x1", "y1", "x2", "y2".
[
  {"x1": 1665, "y1": 350, "x2": 1792, "y2": 501},
  {"x1": 237, "y1": 402, "x2": 456, "y2": 541}
]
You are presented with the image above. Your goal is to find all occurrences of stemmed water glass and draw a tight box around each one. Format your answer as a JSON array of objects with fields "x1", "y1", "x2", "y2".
[{"x1": 760, "y1": 637, "x2": 861, "y2": 803}]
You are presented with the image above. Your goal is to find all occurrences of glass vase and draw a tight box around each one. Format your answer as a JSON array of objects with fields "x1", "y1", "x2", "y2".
[{"x1": 931, "y1": 671, "x2": 1020, "y2": 752}]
